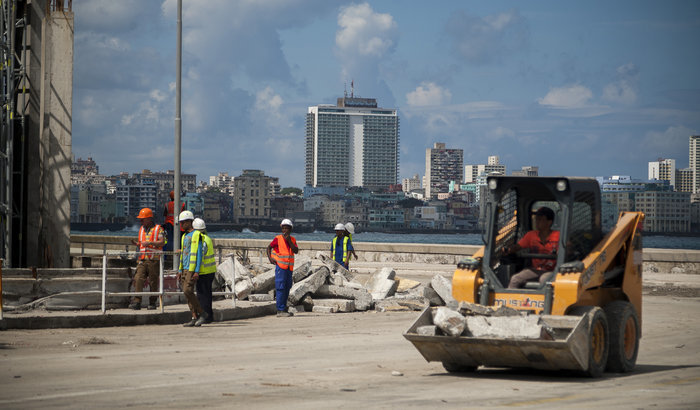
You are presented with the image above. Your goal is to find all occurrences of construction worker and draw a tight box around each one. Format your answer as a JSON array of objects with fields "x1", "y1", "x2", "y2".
[
  {"x1": 162, "y1": 190, "x2": 185, "y2": 266},
  {"x1": 343, "y1": 222, "x2": 359, "y2": 266},
  {"x1": 177, "y1": 210, "x2": 208, "y2": 327},
  {"x1": 266, "y1": 219, "x2": 298, "y2": 317},
  {"x1": 193, "y1": 218, "x2": 216, "y2": 323},
  {"x1": 331, "y1": 223, "x2": 353, "y2": 269},
  {"x1": 129, "y1": 208, "x2": 166, "y2": 310}
]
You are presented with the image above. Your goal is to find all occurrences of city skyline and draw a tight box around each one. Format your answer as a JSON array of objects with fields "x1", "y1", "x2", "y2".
[{"x1": 72, "y1": 1, "x2": 700, "y2": 186}]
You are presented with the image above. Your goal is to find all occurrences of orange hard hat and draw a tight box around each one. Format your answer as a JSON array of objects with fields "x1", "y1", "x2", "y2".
[
  {"x1": 169, "y1": 190, "x2": 174, "y2": 199},
  {"x1": 137, "y1": 208, "x2": 154, "y2": 219}
]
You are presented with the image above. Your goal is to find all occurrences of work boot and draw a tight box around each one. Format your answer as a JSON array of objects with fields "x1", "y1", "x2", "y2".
[
  {"x1": 183, "y1": 318, "x2": 197, "y2": 327},
  {"x1": 129, "y1": 302, "x2": 141, "y2": 310},
  {"x1": 147, "y1": 303, "x2": 157, "y2": 310},
  {"x1": 194, "y1": 312, "x2": 209, "y2": 327}
]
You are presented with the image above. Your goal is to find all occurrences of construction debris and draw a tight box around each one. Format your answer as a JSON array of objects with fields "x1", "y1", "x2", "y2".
[{"x1": 218, "y1": 253, "x2": 464, "y2": 315}]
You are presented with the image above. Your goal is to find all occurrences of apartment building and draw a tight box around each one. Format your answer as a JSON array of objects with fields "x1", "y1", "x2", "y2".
[{"x1": 425, "y1": 143, "x2": 463, "y2": 199}]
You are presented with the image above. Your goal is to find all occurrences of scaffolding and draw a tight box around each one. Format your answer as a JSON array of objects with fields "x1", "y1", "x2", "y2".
[{"x1": 0, "y1": 0, "x2": 28, "y2": 268}]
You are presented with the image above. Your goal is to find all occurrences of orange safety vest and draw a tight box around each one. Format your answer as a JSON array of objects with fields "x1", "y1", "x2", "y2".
[
  {"x1": 165, "y1": 201, "x2": 186, "y2": 226},
  {"x1": 138, "y1": 224, "x2": 164, "y2": 260},
  {"x1": 271, "y1": 235, "x2": 296, "y2": 271}
]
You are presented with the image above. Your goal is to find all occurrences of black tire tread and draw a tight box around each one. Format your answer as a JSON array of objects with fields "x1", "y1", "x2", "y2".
[{"x1": 604, "y1": 301, "x2": 640, "y2": 373}]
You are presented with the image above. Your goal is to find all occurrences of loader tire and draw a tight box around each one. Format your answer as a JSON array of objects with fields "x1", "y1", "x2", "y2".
[
  {"x1": 604, "y1": 301, "x2": 640, "y2": 373},
  {"x1": 569, "y1": 306, "x2": 609, "y2": 378},
  {"x1": 442, "y1": 362, "x2": 477, "y2": 373}
]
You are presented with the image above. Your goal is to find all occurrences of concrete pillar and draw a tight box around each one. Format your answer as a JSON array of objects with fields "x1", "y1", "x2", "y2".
[{"x1": 26, "y1": 1, "x2": 73, "y2": 268}]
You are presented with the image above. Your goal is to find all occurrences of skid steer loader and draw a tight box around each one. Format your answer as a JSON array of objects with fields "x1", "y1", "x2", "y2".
[{"x1": 404, "y1": 176, "x2": 644, "y2": 377}]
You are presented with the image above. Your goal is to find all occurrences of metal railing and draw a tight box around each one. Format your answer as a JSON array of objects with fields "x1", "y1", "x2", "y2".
[{"x1": 95, "y1": 250, "x2": 236, "y2": 314}]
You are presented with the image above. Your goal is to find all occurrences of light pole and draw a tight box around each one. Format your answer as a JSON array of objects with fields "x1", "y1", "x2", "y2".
[{"x1": 173, "y1": 0, "x2": 182, "y2": 270}]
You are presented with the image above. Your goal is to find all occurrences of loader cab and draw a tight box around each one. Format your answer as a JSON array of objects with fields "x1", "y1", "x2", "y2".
[{"x1": 481, "y1": 176, "x2": 602, "y2": 293}]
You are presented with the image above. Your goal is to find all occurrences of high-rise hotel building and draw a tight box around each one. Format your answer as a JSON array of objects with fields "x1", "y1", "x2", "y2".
[{"x1": 305, "y1": 96, "x2": 399, "y2": 190}]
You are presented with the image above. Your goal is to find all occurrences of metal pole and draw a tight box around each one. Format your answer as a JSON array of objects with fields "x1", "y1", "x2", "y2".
[
  {"x1": 173, "y1": 0, "x2": 182, "y2": 270},
  {"x1": 159, "y1": 256, "x2": 164, "y2": 313},
  {"x1": 101, "y1": 254, "x2": 107, "y2": 314}
]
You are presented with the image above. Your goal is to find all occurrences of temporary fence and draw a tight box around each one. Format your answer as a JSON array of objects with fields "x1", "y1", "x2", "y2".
[{"x1": 96, "y1": 250, "x2": 237, "y2": 314}]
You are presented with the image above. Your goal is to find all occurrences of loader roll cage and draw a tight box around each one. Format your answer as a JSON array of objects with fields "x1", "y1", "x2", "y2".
[{"x1": 481, "y1": 176, "x2": 602, "y2": 293}]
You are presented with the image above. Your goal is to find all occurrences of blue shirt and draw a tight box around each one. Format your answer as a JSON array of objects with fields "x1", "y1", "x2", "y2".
[
  {"x1": 331, "y1": 236, "x2": 353, "y2": 264},
  {"x1": 180, "y1": 230, "x2": 203, "y2": 272}
]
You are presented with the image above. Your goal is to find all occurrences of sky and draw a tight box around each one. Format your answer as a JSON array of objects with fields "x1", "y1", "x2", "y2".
[{"x1": 72, "y1": 0, "x2": 700, "y2": 188}]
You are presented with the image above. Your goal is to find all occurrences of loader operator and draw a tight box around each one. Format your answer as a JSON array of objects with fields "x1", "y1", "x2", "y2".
[{"x1": 504, "y1": 206, "x2": 560, "y2": 288}]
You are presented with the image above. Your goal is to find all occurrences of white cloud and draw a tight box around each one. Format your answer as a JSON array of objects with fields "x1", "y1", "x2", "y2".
[
  {"x1": 336, "y1": 3, "x2": 398, "y2": 58},
  {"x1": 538, "y1": 85, "x2": 593, "y2": 108},
  {"x1": 602, "y1": 63, "x2": 639, "y2": 105},
  {"x1": 255, "y1": 87, "x2": 284, "y2": 118},
  {"x1": 642, "y1": 125, "x2": 696, "y2": 156},
  {"x1": 406, "y1": 82, "x2": 452, "y2": 107}
]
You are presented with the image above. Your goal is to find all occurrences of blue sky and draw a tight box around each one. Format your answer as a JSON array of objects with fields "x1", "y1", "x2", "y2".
[{"x1": 72, "y1": 1, "x2": 700, "y2": 187}]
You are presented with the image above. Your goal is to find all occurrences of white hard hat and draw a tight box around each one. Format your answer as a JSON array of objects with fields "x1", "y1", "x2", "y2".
[
  {"x1": 178, "y1": 210, "x2": 194, "y2": 221},
  {"x1": 193, "y1": 218, "x2": 206, "y2": 230},
  {"x1": 334, "y1": 223, "x2": 345, "y2": 231},
  {"x1": 344, "y1": 222, "x2": 355, "y2": 234},
  {"x1": 280, "y1": 218, "x2": 293, "y2": 227}
]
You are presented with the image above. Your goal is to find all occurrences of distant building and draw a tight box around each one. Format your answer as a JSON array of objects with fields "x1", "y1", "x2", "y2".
[
  {"x1": 465, "y1": 156, "x2": 506, "y2": 183},
  {"x1": 305, "y1": 95, "x2": 399, "y2": 189},
  {"x1": 402, "y1": 174, "x2": 421, "y2": 193},
  {"x1": 233, "y1": 170, "x2": 277, "y2": 224},
  {"x1": 648, "y1": 158, "x2": 676, "y2": 189},
  {"x1": 511, "y1": 166, "x2": 539, "y2": 177},
  {"x1": 425, "y1": 143, "x2": 463, "y2": 199},
  {"x1": 676, "y1": 168, "x2": 693, "y2": 193},
  {"x1": 209, "y1": 172, "x2": 235, "y2": 195},
  {"x1": 132, "y1": 169, "x2": 196, "y2": 194},
  {"x1": 635, "y1": 191, "x2": 690, "y2": 233},
  {"x1": 115, "y1": 182, "x2": 157, "y2": 220},
  {"x1": 368, "y1": 207, "x2": 405, "y2": 229},
  {"x1": 690, "y1": 135, "x2": 700, "y2": 193}
]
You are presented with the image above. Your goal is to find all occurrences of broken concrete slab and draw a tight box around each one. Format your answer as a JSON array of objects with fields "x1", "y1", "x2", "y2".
[
  {"x1": 398, "y1": 284, "x2": 444, "y2": 306},
  {"x1": 312, "y1": 305, "x2": 337, "y2": 313},
  {"x1": 292, "y1": 259, "x2": 313, "y2": 283},
  {"x1": 432, "y1": 307, "x2": 466, "y2": 337},
  {"x1": 376, "y1": 297, "x2": 428, "y2": 312},
  {"x1": 248, "y1": 294, "x2": 274, "y2": 302},
  {"x1": 234, "y1": 276, "x2": 254, "y2": 300},
  {"x1": 463, "y1": 315, "x2": 553, "y2": 339},
  {"x1": 317, "y1": 254, "x2": 355, "y2": 281},
  {"x1": 252, "y1": 268, "x2": 276, "y2": 293},
  {"x1": 287, "y1": 266, "x2": 329, "y2": 306},
  {"x1": 366, "y1": 267, "x2": 398, "y2": 300},
  {"x1": 395, "y1": 277, "x2": 421, "y2": 293},
  {"x1": 313, "y1": 298, "x2": 355, "y2": 312},
  {"x1": 314, "y1": 284, "x2": 372, "y2": 311},
  {"x1": 328, "y1": 273, "x2": 345, "y2": 286},
  {"x1": 430, "y1": 274, "x2": 456, "y2": 305}
]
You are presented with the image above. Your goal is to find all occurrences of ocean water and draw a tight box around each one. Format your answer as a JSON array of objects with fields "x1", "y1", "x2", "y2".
[{"x1": 73, "y1": 229, "x2": 700, "y2": 250}]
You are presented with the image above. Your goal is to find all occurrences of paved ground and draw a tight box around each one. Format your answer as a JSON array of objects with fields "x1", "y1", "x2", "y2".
[{"x1": 1, "y1": 293, "x2": 699, "y2": 409}]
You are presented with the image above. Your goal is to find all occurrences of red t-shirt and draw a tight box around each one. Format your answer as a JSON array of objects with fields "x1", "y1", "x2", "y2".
[
  {"x1": 517, "y1": 230, "x2": 560, "y2": 271},
  {"x1": 268, "y1": 236, "x2": 297, "y2": 253}
]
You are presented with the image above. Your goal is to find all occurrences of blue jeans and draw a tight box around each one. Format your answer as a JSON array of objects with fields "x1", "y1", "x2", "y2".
[{"x1": 275, "y1": 265, "x2": 293, "y2": 311}]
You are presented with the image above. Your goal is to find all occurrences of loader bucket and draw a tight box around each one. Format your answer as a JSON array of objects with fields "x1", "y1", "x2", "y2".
[{"x1": 403, "y1": 307, "x2": 594, "y2": 372}]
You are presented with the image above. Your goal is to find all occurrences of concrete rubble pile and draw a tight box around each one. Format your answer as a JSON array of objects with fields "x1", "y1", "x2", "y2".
[
  {"x1": 420, "y1": 303, "x2": 555, "y2": 340},
  {"x1": 214, "y1": 254, "x2": 459, "y2": 314}
]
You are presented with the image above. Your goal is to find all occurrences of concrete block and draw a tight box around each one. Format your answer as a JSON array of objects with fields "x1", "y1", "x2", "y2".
[
  {"x1": 252, "y1": 268, "x2": 276, "y2": 293},
  {"x1": 366, "y1": 267, "x2": 398, "y2": 300},
  {"x1": 432, "y1": 307, "x2": 465, "y2": 337},
  {"x1": 328, "y1": 273, "x2": 345, "y2": 286},
  {"x1": 312, "y1": 305, "x2": 337, "y2": 313},
  {"x1": 458, "y1": 301, "x2": 496, "y2": 316},
  {"x1": 463, "y1": 315, "x2": 552, "y2": 339},
  {"x1": 374, "y1": 302, "x2": 410, "y2": 312},
  {"x1": 248, "y1": 294, "x2": 274, "y2": 302},
  {"x1": 313, "y1": 298, "x2": 356, "y2": 312},
  {"x1": 216, "y1": 257, "x2": 252, "y2": 292},
  {"x1": 430, "y1": 274, "x2": 456, "y2": 305},
  {"x1": 314, "y1": 284, "x2": 372, "y2": 311},
  {"x1": 398, "y1": 284, "x2": 443, "y2": 306},
  {"x1": 292, "y1": 259, "x2": 313, "y2": 283},
  {"x1": 234, "y1": 277, "x2": 254, "y2": 300},
  {"x1": 288, "y1": 266, "x2": 329, "y2": 306},
  {"x1": 416, "y1": 325, "x2": 437, "y2": 336}
]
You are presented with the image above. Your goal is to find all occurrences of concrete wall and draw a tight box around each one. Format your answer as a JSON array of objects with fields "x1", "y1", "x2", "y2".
[
  {"x1": 26, "y1": 2, "x2": 73, "y2": 268},
  {"x1": 70, "y1": 235, "x2": 700, "y2": 274}
]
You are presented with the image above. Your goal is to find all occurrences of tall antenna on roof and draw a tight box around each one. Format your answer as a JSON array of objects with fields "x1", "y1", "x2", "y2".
[{"x1": 351, "y1": 79, "x2": 354, "y2": 98}]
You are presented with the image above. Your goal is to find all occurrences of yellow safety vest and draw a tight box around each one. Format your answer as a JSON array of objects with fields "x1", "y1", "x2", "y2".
[
  {"x1": 179, "y1": 231, "x2": 216, "y2": 274},
  {"x1": 332, "y1": 236, "x2": 349, "y2": 263}
]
